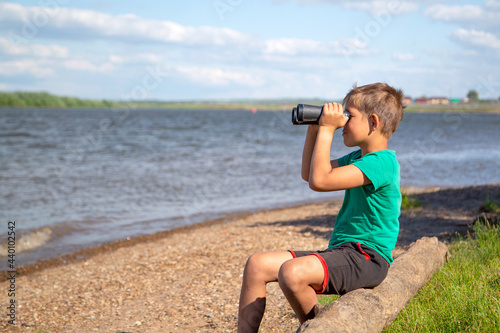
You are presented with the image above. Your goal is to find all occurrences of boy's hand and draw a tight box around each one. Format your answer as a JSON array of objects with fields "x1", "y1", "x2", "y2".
[{"x1": 319, "y1": 103, "x2": 348, "y2": 130}]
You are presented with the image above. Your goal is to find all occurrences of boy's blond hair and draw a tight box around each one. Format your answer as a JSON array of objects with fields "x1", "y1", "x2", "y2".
[{"x1": 343, "y1": 83, "x2": 404, "y2": 138}]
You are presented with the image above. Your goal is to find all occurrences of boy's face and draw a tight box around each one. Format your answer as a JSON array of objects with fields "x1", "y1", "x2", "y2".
[{"x1": 342, "y1": 103, "x2": 371, "y2": 147}]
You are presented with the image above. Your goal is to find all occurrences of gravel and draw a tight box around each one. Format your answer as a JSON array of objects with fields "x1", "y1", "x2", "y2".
[{"x1": 1, "y1": 184, "x2": 498, "y2": 333}]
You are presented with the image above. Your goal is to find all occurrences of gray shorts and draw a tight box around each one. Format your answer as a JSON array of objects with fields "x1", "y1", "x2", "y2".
[{"x1": 290, "y1": 242, "x2": 388, "y2": 295}]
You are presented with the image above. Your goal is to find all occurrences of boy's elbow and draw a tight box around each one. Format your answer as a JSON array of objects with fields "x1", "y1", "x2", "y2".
[
  {"x1": 309, "y1": 181, "x2": 320, "y2": 191},
  {"x1": 309, "y1": 172, "x2": 341, "y2": 192},
  {"x1": 308, "y1": 178, "x2": 327, "y2": 192}
]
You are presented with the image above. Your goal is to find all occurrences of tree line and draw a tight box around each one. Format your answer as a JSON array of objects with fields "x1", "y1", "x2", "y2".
[{"x1": 0, "y1": 91, "x2": 117, "y2": 108}]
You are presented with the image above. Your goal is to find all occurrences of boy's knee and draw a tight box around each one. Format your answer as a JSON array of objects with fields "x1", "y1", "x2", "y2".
[
  {"x1": 243, "y1": 252, "x2": 294, "y2": 284},
  {"x1": 278, "y1": 260, "x2": 306, "y2": 290},
  {"x1": 244, "y1": 253, "x2": 271, "y2": 280},
  {"x1": 245, "y1": 252, "x2": 265, "y2": 270}
]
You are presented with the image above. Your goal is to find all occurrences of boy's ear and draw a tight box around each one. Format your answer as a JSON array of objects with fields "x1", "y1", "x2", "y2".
[{"x1": 369, "y1": 113, "x2": 381, "y2": 131}]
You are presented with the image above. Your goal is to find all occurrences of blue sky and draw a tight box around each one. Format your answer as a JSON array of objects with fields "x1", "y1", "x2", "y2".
[{"x1": 0, "y1": 0, "x2": 499, "y2": 101}]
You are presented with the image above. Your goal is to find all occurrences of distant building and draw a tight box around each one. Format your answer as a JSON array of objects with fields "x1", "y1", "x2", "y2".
[
  {"x1": 403, "y1": 96, "x2": 412, "y2": 106},
  {"x1": 427, "y1": 97, "x2": 450, "y2": 105},
  {"x1": 415, "y1": 98, "x2": 428, "y2": 104}
]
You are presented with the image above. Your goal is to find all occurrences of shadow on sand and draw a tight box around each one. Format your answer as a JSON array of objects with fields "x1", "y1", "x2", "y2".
[{"x1": 248, "y1": 184, "x2": 500, "y2": 247}]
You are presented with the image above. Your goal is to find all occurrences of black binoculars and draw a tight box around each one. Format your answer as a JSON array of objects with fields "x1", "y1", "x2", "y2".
[{"x1": 292, "y1": 104, "x2": 350, "y2": 125}]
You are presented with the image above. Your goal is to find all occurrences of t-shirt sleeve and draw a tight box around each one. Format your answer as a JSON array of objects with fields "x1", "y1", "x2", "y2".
[
  {"x1": 337, "y1": 149, "x2": 362, "y2": 167},
  {"x1": 352, "y1": 152, "x2": 395, "y2": 191}
]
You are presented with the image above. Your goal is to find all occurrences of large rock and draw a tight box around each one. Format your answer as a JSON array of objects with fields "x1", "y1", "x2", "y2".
[{"x1": 297, "y1": 237, "x2": 449, "y2": 333}]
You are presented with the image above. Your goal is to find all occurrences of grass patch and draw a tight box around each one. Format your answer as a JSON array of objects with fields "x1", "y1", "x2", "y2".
[
  {"x1": 318, "y1": 294, "x2": 340, "y2": 305},
  {"x1": 384, "y1": 222, "x2": 500, "y2": 332},
  {"x1": 401, "y1": 192, "x2": 422, "y2": 210},
  {"x1": 480, "y1": 193, "x2": 500, "y2": 213}
]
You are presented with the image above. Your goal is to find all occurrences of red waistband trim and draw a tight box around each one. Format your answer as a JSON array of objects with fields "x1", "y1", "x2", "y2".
[{"x1": 356, "y1": 242, "x2": 371, "y2": 261}]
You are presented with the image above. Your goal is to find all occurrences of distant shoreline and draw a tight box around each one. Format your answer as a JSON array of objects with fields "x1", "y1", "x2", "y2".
[
  {"x1": 1, "y1": 91, "x2": 500, "y2": 113},
  {"x1": 2, "y1": 103, "x2": 500, "y2": 113}
]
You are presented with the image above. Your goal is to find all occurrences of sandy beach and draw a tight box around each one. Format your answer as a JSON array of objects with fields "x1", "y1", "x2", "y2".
[{"x1": 2, "y1": 184, "x2": 499, "y2": 333}]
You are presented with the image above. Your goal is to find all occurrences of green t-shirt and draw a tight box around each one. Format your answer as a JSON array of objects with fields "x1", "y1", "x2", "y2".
[{"x1": 329, "y1": 149, "x2": 401, "y2": 264}]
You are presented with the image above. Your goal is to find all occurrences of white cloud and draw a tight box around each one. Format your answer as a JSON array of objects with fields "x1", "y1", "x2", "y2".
[
  {"x1": 0, "y1": 1, "x2": 383, "y2": 94},
  {"x1": 264, "y1": 38, "x2": 322, "y2": 55},
  {"x1": 109, "y1": 53, "x2": 164, "y2": 65},
  {"x1": 63, "y1": 59, "x2": 114, "y2": 72},
  {"x1": 0, "y1": 37, "x2": 69, "y2": 58},
  {"x1": 424, "y1": 4, "x2": 483, "y2": 22},
  {"x1": 175, "y1": 66, "x2": 265, "y2": 87},
  {"x1": 0, "y1": 1, "x2": 378, "y2": 73},
  {"x1": 0, "y1": 2, "x2": 253, "y2": 47},
  {"x1": 0, "y1": 60, "x2": 55, "y2": 78},
  {"x1": 344, "y1": 1, "x2": 418, "y2": 15},
  {"x1": 424, "y1": 3, "x2": 500, "y2": 52},
  {"x1": 263, "y1": 38, "x2": 370, "y2": 56},
  {"x1": 452, "y1": 28, "x2": 500, "y2": 50},
  {"x1": 486, "y1": 0, "x2": 500, "y2": 10},
  {"x1": 5, "y1": 1, "x2": 480, "y2": 100},
  {"x1": 274, "y1": 0, "x2": 418, "y2": 14},
  {"x1": 424, "y1": 3, "x2": 500, "y2": 30},
  {"x1": 392, "y1": 52, "x2": 415, "y2": 61}
]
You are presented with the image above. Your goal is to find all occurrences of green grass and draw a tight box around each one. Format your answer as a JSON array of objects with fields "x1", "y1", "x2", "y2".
[
  {"x1": 318, "y1": 294, "x2": 340, "y2": 305},
  {"x1": 384, "y1": 222, "x2": 500, "y2": 332},
  {"x1": 401, "y1": 192, "x2": 422, "y2": 210},
  {"x1": 480, "y1": 193, "x2": 500, "y2": 213}
]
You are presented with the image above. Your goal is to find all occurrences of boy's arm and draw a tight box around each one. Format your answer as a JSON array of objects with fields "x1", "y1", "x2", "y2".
[
  {"x1": 301, "y1": 125, "x2": 339, "y2": 181},
  {"x1": 308, "y1": 103, "x2": 371, "y2": 192},
  {"x1": 301, "y1": 125, "x2": 318, "y2": 181}
]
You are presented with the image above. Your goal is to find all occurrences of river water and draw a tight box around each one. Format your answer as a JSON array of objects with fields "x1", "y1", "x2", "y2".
[{"x1": 1, "y1": 107, "x2": 499, "y2": 267}]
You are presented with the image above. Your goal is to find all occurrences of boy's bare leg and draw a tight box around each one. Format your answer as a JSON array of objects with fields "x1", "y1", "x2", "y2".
[
  {"x1": 278, "y1": 255, "x2": 325, "y2": 324},
  {"x1": 237, "y1": 251, "x2": 293, "y2": 333}
]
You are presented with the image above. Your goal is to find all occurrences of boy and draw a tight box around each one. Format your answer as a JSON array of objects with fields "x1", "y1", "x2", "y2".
[{"x1": 237, "y1": 83, "x2": 405, "y2": 332}]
